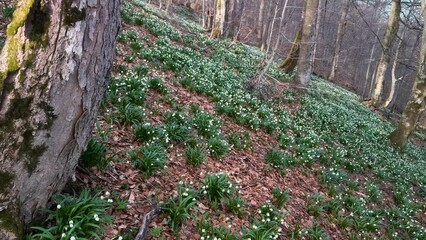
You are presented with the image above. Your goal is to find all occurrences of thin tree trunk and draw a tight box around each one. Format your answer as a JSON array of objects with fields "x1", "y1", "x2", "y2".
[
  {"x1": 257, "y1": 0, "x2": 265, "y2": 43},
  {"x1": 328, "y1": 0, "x2": 350, "y2": 81},
  {"x1": 389, "y1": 2, "x2": 426, "y2": 148},
  {"x1": 211, "y1": 0, "x2": 226, "y2": 38},
  {"x1": 202, "y1": 0, "x2": 206, "y2": 28},
  {"x1": 363, "y1": 27, "x2": 381, "y2": 99},
  {"x1": 260, "y1": 0, "x2": 276, "y2": 51},
  {"x1": 165, "y1": 0, "x2": 172, "y2": 14},
  {"x1": 382, "y1": 31, "x2": 405, "y2": 108},
  {"x1": 0, "y1": 0, "x2": 121, "y2": 238},
  {"x1": 296, "y1": 0, "x2": 320, "y2": 86},
  {"x1": 312, "y1": 0, "x2": 323, "y2": 70},
  {"x1": 370, "y1": 0, "x2": 401, "y2": 107},
  {"x1": 249, "y1": 0, "x2": 289, "y2": 89}
]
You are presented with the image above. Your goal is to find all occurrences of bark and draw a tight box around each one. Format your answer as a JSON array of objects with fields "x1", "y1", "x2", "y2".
[
  {"x1": 211, "y1": 0, "x2": 226, "y2": 38},
  {"x1": 295, "y1": 0, "x2": 319, "y2": 86},
  {"x1": 362, "y1": 27, "x2": 381, "y2": 99},
  {"x1": 389, "y1": 2, "x2": 426, "y2": 148},
  {"x1": 382, "y1": 31, "x2": 404, "y2": 108},
  {"x1": 278, "y1": 30, "x2": 301, "y2": 73},
  {"x1": 165, "y1": 0, "x2": 172, "y2": 14},
  {"x1": 370, "y1": 0, "x2": 401, "y2": 107},
  {"x1": 312, "y1": 0, "x2": 323, "y2": 69},
  {"x1": 328, "y1": 0, "x2": 350, "y2": 81},
  {"x1": 260, "y1": 0, "x2": 275, "y2": 51},
  {"x1": 224, "y1": 0, "x2": 244, "y2": 40},
  {"x1": 257, "y1": 0, "x2": 265, "y2": 43},
  {"x1": 0, "y1": 0, "x2": 121, "y2": 238}
]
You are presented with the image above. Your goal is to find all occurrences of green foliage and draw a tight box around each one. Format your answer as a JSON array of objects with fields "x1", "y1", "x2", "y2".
[
  {"x1": 196, "y1": 214, "x2": 237, "y2": 240},
  {"x1": 306, "y1": 193, "x2": 324, "y2": 218},
  {"x1": 184, "y1": 144, "x2": 206, "y2": 166},
  {"x1": 242, "y1": 203, "x2": 284, "y2": 240},
  {"x1": 148, "y1": 76, "x2": 168, "y2": 94},
  {"x1": 163, "y1": 185, "x2": 198, "y2": 232},
  {"x1": 264, "y1": 149, "x2": 295, "y2": 169},
  {"x1": 201, "y1": 172, "x2": 235, "y2": 203},
  {"x1": 207, "y1": 136, "x2": 230, "y2": 159},
  {"x1": 223, "y1": 195, "x2": 246, "y2": 217},
  {"x1": 2, "y1": 4, "x2": 14, "y2": 18},
  {"x1": 228, "y1": 131, "x2": 252, "y2": 150},
  {"x1": 29, "y1": 189, "x2": 112, "y2": 240},
  {"x1": 271, "y1": 188, "x2": 289, "y2": 209},
  {"x1": 80, "y1": 138, "x2": 109, "y2": 170},
  {"x1": 128, "y1": 144, "x2": 167, "y2": 175}
]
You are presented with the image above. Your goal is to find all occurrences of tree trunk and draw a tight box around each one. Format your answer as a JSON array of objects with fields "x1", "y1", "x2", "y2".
[
  {"x1": 295, "y1": 0, "x2": 319, "y2": 86},
  {"x1": 260, "y1": 0, "x2": 275, "y2": 51},
  {"x1": 211, "y1": 0, "x2": 226, "y2": 38},
  {"x1": 165, "y1": 0, "x2": 172, "y2": 14},
  {"x1": 328, "y1": 0, "x2": 350, "y2": 81},
  {"x1": 224, "y1": 0, "x2": 244, "y2": 40},
  {"x1": 370, "y1": 0, "x2": 401, "y2": 107},
  {"x1": 278, "y1": 29, "x2": 301, "y2": 73},
  {"x1": 389, "y1": 2, "x2": 426, "y2": 148},
  {"x1": 382, "y1": 31, "x2": 404, "y2": 108},
  {"x1": 312, "y1": 0, "x2": 323, "y2": 70},
  {"x1": 0, "y1": 0, "x2": 120, "y2": 238},
  {"x1": 257, "y1": 0, "x2": 265, "y2": 43},
  {"x1": 248, "y1": 0, "x2": 289, "y2": 89}
]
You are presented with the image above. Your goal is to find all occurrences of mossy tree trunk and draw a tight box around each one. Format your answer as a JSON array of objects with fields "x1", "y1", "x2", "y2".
[
  {"x1": 278, "y1": 29, "x2": 301, "y2": 73},
  {"x1": 389, "y1": 2, "x2": 426, "y2": 148},
  {"x1": 295, "y1": 0, "x2": 319, "y2": 86},
  {"x1": 0, "y1": 0, "x2": 120, "y2": 238},
  {"x1": 370, "y1": 0, "x2": 401, "y2": 107},
  {"x1": 389, "y1": 1, "x2": 426, "y2": 148},
  {"x1": 211, "y1": 0, "x2": 226, "y2": 38},
  {"x1": 328, "y1": 0, "x2": 350, "y2": 81}
]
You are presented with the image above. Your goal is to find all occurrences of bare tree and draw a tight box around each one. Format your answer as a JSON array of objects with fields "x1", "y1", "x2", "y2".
[
  {"x1": 296, "y1": 0, "x2": 320, "y2": 86},
  {"x1": 370, "y1": 0, "x2": 401, "y2": 107},
  {"x1": 328, "y1": 0, "x2": 350, "y2": 81},
  {"x1": 211, "y1": 0, "x2": 226, "y2": 38},
  {"x1": 389, "y1": 1, "x2": 426, "y2": 148}
]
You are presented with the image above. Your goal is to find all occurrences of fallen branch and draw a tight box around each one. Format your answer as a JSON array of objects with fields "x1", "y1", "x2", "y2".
[{"x1": 134, "y1": 203, "x2": 162, "y2": 240}]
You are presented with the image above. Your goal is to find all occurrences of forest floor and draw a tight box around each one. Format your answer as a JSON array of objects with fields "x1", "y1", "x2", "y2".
[
  {"x1": 78, "y1": 1, "x2": 426, "y2": 240},
  {"x1": 6, "y1": 0, "x2": 424, "y2": 239}
]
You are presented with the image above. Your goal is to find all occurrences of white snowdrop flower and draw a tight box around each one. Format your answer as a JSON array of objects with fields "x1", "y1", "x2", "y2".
[
  {"x1": 61, "y1": 233, "x2": 66, "y2": 238},
  {"x1": 118, "y1": 237, "x2": 123, "y2": 240},
  {"x1": 69, "y1": 220, "x2": 74, "y2": 228},
  {"x1": 94, "y1": 214, "x2": 100, "y2": 221},
  {"x1": 108, "y1": 199, "x2": 114, "y2": 203},
  {"x1": 57, "y1": 204, "x2": 61, "y2": 209},
  {"x1": 70, "y1": 236, "x2": 76, "y2": 240},
  {"x1": 105, "y1": 191, "x2": 111, "y2": 197}
]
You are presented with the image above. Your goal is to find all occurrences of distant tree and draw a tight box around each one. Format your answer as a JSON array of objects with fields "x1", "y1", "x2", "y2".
[
  {"x1": 223, "y1": 0, "x2": 245, "y2": 40},
  {"x1": 389, "y1": 1, "x2": 426, "y2": 148},
  {"x1": 211, "y1": 0, "x2": 227, "y2": 38},
  {"x1": 0, "y1": 0, "x2": 120, "y2": 238},
  {"x1": 328, "y1": 0, "x2": 350, "y2": 81},
  {"x1": 296, "y1": 0, "x2": 320, "y2": 86},
  {"x1": 370, "y1": 0, "x2": 401, "y2": 107}
]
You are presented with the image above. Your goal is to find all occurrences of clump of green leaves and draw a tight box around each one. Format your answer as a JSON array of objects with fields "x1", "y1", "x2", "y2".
[
  {"x1": 29, "y1": 189, "x2": 112, "y2": 240},
  {"x1": 185, "y1": 144, "x2": 206, "y2": 166},
  {"x1": 271, "y1": 188, "x2": 290, "y2": 209},
  {"x1": 128, "y1": 144, "x2": 167, "y2": 175},
  {"x1": 163, "y1": 185, "x2": 198, "y2": 232},
  {"x1": 80, "y1": 138, "x2": 109, "y2": 170},
  {"x1": 207, "y1": 136, "x2": 230, "y2": 159},
  {"x1": 201, "y1": 172, "x2": 235, "y2": 203}
]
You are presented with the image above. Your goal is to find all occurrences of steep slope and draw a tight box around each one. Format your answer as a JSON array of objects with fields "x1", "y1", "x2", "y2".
[{"x1": 82, "y1": 1, "x2": 426, "y2": 239}]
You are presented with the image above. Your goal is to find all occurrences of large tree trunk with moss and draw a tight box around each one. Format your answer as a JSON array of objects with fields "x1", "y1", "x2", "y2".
[
  {"x1": 389, "y1": 2, "x2": 426, "y2": 148},
  {"x1": 328, "y1": 0, "x2": 350, "y2": 81},
  {"x1": 0, "y1": 0, "x2": 120, "y2": 238},
  {"x1": 295, "y1": 0, "x2": 319, "y2": 86},
  {"x1": 279, "y1": 29, "x2": 301, "y2": 73},
  {"x1": 211, "y1": 0, "x2": 226, "y2": 38},
  {"x1": 370, "y1": 0, "x2": 401, "y2": 107}
]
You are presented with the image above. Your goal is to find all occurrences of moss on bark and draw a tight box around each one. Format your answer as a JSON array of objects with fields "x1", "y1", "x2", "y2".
[
  {"x1": 0, "y1": 171, "x2": 14, "y2": 194},
  {"x1": 62, "y1": 0, "x2": 86, "y2": 27}
]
